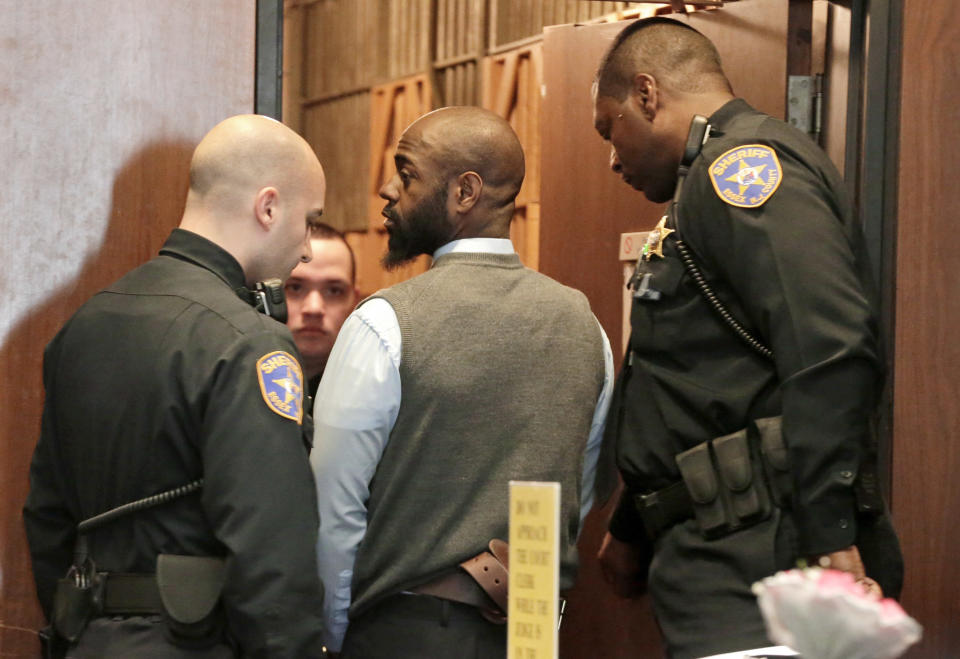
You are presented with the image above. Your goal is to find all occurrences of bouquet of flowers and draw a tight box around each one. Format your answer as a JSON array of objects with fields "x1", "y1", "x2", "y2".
[{"x1": 752, "y1": 568, "x2": 921, "y2": 659}]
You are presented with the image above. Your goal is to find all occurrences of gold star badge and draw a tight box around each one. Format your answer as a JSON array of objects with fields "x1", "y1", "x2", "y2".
[
  {"x1": 272, "y1": 367, "x2": 302, "y2": 405},
  {"x1": 642, "y1": 215, "x2": 674, "y2": 261},
  {"x1": 724, "y1": 159, "x2": 768, "y2": 196}
]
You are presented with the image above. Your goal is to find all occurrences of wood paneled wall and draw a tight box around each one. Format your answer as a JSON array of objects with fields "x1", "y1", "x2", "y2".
[
  {"x1": 385, "y1": 0, "x2": 434, "y2": 80},
  {"x1": 283, "y1": 0, "x2": 653, "y2": 294},
  {"x1": 363, "y1": 75, "x2": 434, "y2": 293},
  {"x1": 893, "y1": 1, "x2": 960, "y2": 656},
  {"x1": 302, "y1": 90, "x2": 373, "y2": 237},
  {"x1": 436, "y1": 0, "x2": 484, "y2": 108},
  {"x1": 483, "y1": 45, "x2": 545, "y2": 269},
  {"x1": 0, "y1": 3, "x2": 256, "y2": 656},
  {"x1": 302, "y1": 0, "x2": 381, "y2": 98},
  {"x1": 489, "y1": 0, "x2": 625, "y2": 48}
]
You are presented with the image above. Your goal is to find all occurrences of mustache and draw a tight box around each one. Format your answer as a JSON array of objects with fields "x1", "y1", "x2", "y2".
[{"x1": 382, "y1": 205, "x2": 400, "y2": 222}]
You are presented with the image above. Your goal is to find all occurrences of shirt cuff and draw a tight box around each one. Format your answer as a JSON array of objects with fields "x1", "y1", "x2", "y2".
[
  {"x1": 793, "y1": 493, "x2": 859, "y2": 556},
  {"x1": 322, "y1": 569, "x2": 353, "y2": 652}
]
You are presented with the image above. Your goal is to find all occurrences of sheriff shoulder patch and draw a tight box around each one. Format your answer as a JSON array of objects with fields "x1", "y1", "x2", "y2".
[
  {"x1": 256, "y1": 350, "x2": 304, "y2": 423},
  {"x1": 708, "y1": 144, "x2": 783, "y2": 208}
]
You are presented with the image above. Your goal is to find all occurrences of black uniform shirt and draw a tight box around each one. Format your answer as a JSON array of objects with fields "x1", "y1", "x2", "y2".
[
  {"x1": 609, "y1": 99, "x2": 880, "y2": 556},
  {"x1": 24, "y1": 228, "x2": 325, "y2": 657}
]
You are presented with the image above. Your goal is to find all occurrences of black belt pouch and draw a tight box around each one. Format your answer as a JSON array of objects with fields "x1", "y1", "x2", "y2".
[
  {"x1": 713, "y1": 429, "x2": 772, "y2": 524},
  {"x1": 675, "y1": 442, "x2": 727, "y2": 538},
  {"x1": 156, "y1": 554, "x2": 227, "y2": 649}
]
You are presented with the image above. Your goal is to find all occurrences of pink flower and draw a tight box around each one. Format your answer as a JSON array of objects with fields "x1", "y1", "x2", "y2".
[{"x1": 752, "y1": 568, "x2": 922, "y2": 659}]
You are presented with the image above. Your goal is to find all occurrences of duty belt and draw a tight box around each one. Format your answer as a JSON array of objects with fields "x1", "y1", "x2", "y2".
[
  {"x1": 50, "y1": 480, "x2": 211, "y2": 644},
  {"x1": 632, "y1": 417, "x2": 792, "y2": 541},
  {"x1": 92, "y1": 573, "x2": 162, "y2": 615},
  {"x1": 633, "y1": 481, "x2": 696, "y2": 540}
]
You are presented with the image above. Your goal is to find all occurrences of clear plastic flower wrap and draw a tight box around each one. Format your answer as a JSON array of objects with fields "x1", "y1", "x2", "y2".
[{"x1": 752, "y1": 568, "x2": 922, "y2": 659}]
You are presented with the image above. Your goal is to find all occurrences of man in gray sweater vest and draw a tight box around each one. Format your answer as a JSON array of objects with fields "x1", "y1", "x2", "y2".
[{"x1": 310, "y1": 107, "x2": 613, "y2": 658}]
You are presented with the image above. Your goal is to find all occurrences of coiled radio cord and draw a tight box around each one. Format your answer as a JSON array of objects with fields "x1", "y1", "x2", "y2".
[
  {"x1": 673, "y1": 238, "x2": 774, "y2": 361},
  {"x1": 77, "y1": 479, "x2": 204, "y2": 535}
]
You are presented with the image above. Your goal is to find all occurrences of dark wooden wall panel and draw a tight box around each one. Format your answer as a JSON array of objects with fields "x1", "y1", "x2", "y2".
[
  {"x1": 490, "y1": 0, "x2": 624, "y2": 49},
  {"x1": 541, "y1": 20, "x2": 663, "y2": 363},
  {"x1": 302, "y1": 0, "x2": 383, "y2": 98},
  {"x1": 893, "y1": 1, "x2": 960, "y2": 656},
  {"x1": 0, "y1": 3, "x2": 255, "y2": 655},
  {"x1": 302, "y1": 91, "x2": 372, "y2": 232}
]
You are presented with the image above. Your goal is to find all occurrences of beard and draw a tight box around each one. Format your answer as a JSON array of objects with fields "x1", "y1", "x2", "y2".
[{"x1": 381, "y1": 184, "x2": 450, "y2": 270}]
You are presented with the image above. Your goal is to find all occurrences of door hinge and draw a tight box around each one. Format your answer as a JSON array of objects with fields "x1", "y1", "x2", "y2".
[{"x1": 787, "y1": 74, "x2": 824, "y2": 144}]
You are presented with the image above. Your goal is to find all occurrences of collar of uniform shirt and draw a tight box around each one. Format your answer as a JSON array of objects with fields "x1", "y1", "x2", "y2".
[{"x1": 432, "y1": 237, "x2": 515, "y2": 259}]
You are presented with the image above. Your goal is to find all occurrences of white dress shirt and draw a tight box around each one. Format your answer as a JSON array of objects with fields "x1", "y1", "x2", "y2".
[{"x1": 310, "y1": 238, "x2": 614, "y2": 651}]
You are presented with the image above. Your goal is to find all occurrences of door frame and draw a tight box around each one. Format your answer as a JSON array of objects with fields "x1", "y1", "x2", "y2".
[
  {"x1": 256, "y1": 0, "x2": 284, "y2": 118},
  {"x1": 844, "y1": 0, "x2": 902, "y2": 498}
]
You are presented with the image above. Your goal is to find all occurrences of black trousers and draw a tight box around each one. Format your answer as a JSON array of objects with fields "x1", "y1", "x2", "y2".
[
  {"x1": 67, "y1": 617, "x2": 235, "y2": 658},
  {"x1": 342, "y1": 594, "x2": 506, "y2": 659},
  {"x1": 647, "y1": 512, "x2": 791, "y2": 659}
]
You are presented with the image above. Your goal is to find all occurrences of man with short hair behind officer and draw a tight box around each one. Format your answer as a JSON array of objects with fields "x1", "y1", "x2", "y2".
[
  {"x1": 284, "y1": 222, "x2": 359, "y2": 399},
  {"x1": 591, "y1": 17, "x2": 903, "y2": 658},
  {"x1": 311, "y1": 106, "x2": 614, "y2": 658},
  {"x1": 24, "y1": 115, "x2": 328, "y2": 658}
]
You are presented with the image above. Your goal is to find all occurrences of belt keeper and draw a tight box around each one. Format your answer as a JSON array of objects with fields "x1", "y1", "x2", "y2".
[{"x1": 634, "y1": 491, "x2": 666, "y2": 538}]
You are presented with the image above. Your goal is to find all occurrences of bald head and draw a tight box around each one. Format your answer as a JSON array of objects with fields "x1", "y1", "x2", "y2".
[
  {"x1": 595, "y1": 18, "x2": 732, "y2": 102},
  {"x1": 377, "y1": 106, "x2": 526, "y2": 266},
  {"x1": 188, "y1": 114, "x2": 322, "y2": 209},
  {"x1": 405, "y1": 106, "x2": 525, "y2": 209},
  {"x1": 181, "y1": 114, "x2": 327, "y2": 286}
]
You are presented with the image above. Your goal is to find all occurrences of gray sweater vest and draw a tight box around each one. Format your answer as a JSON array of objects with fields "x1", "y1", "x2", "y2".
[{"x1": 350, "y1": 252, "x2": 605, "y2": 617}]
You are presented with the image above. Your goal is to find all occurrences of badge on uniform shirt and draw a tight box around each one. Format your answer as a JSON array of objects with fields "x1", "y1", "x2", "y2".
[
  {"x1": 256, "y1": 351, "x2": 304, "y2": 423},
  {"x1": 708, "y1": 144, "x2": 783, "y2": 208},
  {"x1": 642, "y1": 215, "x2": 674, "y2": 261}
]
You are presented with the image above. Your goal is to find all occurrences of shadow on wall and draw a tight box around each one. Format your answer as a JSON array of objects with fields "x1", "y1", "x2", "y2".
[{"x1": 0, "y1": 141, "x2": 194, "y2": 657}]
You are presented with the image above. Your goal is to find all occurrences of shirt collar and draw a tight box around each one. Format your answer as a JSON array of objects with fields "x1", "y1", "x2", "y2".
[
  {"x1": 708, "y1": 98, "x2": 754, "y2": 131},
  {"x1": 432, "y1": 237, "x2": 516, "y2": 260},
  {"x1": 158, "y1": 228, "x2": 247, "y2": 290}
]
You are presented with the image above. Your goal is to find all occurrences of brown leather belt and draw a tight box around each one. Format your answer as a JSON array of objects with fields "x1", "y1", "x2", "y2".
[{"x1": 409, "y1": 540, "x2": 509, "y2": 624}]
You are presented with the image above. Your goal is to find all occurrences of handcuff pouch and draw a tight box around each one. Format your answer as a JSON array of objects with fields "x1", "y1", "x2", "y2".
[
  {"x1": 714, "y1": 429, "x2": 771, "y2": 524},
  {"x1": 156, "y1": 554, "x2": 227, "y2": 649}
]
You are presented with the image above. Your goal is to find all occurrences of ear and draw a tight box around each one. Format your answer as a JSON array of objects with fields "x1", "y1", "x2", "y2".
[
  {"x1": 254, "y1": 186, "x2": 280, "y2": 230},
  {"x1": 630, "y1": 73, "x2": 659, "y2": 121},
  {"x1": 455, "y1": 172, "x2": 482, "y2": 214}
]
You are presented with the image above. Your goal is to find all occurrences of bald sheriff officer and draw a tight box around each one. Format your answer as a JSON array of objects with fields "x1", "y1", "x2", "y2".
[{"x1": 25, "y1": 115, "x2": 328, "y2": 658}]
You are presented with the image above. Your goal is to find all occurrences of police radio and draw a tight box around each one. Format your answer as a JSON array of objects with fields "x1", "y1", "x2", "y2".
[
  {"x1": 253, "y1": 278, "x2": 288, "y2": 324},
  {"x1": 682, "y1": 115, "x2": 711, "y2": 168}
]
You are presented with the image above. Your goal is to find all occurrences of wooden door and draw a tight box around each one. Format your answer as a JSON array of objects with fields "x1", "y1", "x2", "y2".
[
  {"x1": 893, "y1": 1, "x2": 960, "y2": 656},
  {"x1": 539, "y1": 4, "x2": 790, "y2": 657},
  {"x1": 0, "y1": 3, "x2": 256, "y2": 655}
]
